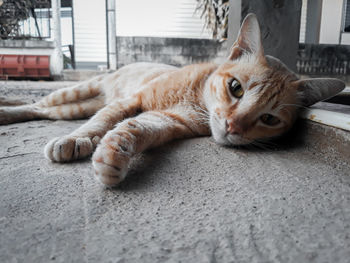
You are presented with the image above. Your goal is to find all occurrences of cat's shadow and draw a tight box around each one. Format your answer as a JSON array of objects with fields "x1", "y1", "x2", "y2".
[
  {"x1": 226, "y1": 119, "x2": 308, "y2": 153},
  {"x1": 118, "y1": 152, "x2": 161, "y2": 190},
  {"x1": 110, "y1": 119, "x2": 309, "y2": 191}
]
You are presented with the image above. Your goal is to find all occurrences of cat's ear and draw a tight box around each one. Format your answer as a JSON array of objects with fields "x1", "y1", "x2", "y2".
[
  {"x1": 294, "y1": 78, "x2": 345, "y2": 106},
  {"x1": 228, "y1": 13, "x2": 264, "y2": 60}
]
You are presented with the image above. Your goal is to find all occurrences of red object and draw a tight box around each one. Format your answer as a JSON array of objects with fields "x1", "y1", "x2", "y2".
[{"x1": 0, "y1": 55, "x2": 50, "y2": 78}]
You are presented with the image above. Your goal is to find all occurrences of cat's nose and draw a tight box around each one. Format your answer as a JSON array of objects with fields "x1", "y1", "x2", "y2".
[{"x1": 226, "y1": 119, "x2": 242, "y2": 135}]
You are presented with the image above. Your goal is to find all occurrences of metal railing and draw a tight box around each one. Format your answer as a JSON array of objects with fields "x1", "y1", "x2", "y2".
[
  {"x1": 297, "y1": 43, "x2": 350, "y2": 76},
  {"x1": 62, "y1": 44, "x2": 75, "y2": 69}
]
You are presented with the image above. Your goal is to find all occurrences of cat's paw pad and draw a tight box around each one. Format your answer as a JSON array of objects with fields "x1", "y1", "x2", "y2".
[
  {"x1": 91, "y1": 141, "x2": 130, "y2": 187},
  {"x1": 44, "y1": 136, "x2": 94, "y2": 162}
]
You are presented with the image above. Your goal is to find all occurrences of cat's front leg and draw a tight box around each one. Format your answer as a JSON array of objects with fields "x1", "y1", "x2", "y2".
[
  {"x1": 45, "y1": 97, "x2": 140, "y2": 162},
  {"x1": 92, "y1": 107, "x2": 209, "y2": 186}
]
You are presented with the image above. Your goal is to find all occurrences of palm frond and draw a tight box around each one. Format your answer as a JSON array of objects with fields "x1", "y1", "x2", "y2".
[{"x1": 195, "y1": 0, "x2": 229, "y2": 41}]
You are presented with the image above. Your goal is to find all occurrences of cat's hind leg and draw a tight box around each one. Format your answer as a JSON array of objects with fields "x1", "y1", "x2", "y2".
[
  {"x1": 0, "y1": 97, "x2": 105, "y2": 125},
  {"x1": 0, "y1": 76, "x2": 105, "y2": 125},
  {"x1": 45, "y1": 97, "x2": 141, "y2": 162},
  {"x1": 0, "y1": 104, "x2": 45, "y2": 124},
  {"x1": 91, "y1": 106, "x2": 209, "y2": 186}
]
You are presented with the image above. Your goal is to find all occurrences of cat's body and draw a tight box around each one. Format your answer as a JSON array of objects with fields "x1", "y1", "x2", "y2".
[{"x1": 0, "y1": 14, "x2": 345, "y2": 186}]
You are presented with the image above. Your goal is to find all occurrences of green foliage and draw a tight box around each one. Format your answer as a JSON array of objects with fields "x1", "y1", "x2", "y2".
[
  {"x1": 0, "y1": 0, "x2": 32, "y2": 38},
  {"x1": 0, "y1": 0, "x2": 50, "y2": 39}
]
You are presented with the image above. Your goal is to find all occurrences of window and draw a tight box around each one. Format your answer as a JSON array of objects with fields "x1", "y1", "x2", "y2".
[{"x1": 115, "y1": 0, "x2": 211, "y2": 39}]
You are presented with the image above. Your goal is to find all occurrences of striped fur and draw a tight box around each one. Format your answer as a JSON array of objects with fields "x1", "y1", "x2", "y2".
[{"x1": 0, "y1": 14, "x2": 345, "y2": 186}]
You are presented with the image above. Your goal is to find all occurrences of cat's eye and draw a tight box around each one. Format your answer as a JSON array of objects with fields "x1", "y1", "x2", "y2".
[
  {"x1": 260, "y1": 114, "x2": 281, "y2": 126},
  {"x1": 229, "y1": 79, "x2": 244, "y2": 99}
]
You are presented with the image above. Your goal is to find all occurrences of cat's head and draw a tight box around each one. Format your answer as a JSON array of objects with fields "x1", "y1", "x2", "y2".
[{"x1": 205, "y1": 13, "x2": 345, "y2": 146}]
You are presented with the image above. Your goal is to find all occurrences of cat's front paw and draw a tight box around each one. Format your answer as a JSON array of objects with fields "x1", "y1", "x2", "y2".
[
  {"x1": 44, "y1": 136, "x2": 98, "y2": 162},
  {"x1": 91, "y1": 135, "x2": 132, "y2": 187},
  {"x1": 92, "y1": 159, "x2": 127, "y2": 187}
]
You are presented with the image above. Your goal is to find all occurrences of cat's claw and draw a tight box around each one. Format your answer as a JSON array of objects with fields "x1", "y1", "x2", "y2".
[{"x1": 44, "y1": 136, "x2": 95, "y2": 162}]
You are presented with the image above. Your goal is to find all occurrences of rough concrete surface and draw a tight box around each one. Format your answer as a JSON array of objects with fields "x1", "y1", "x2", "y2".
[{"x1": 1, "y1": 81, "x2": 350, "y2": 263}]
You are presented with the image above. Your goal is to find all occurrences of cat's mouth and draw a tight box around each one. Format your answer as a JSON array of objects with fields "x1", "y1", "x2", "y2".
[
  {"x1": 225, "y1": 133, "x2": 252, "y2": 146},
  {"x1": 210, "y1": 114, "x2": 252, "y2": 146},
  {"x1": 213, "y1": 132, "x2": 252, "y2": 146}
]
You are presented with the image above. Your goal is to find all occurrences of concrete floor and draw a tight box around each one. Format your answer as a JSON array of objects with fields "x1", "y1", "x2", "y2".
[{"x1": 1, "y1": 81, "x2": 350, "y2": 263}]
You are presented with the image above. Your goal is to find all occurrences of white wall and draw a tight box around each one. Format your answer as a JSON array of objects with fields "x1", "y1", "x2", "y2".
[
  {"x1": 319, "y1": 0, "x2": 344, "y2": 44},
  {"x1": 72, "y1": 0, "x2": 209, "y2": 68},
  {"x1": 116, "y1": 0, "x2": 211, "y2": 39},
  {"x1": 299, "y1": 0, "x2": 308, "y2": 43},
  {"x1": 60, "y1": 10, "x2": 73, "y2": 47},
  {"x1": 341, "y1": 32, "x2": 350, "y2": 44},
  {"x1": 73, "y1": 0, "x2": 107, "y2": 64}
]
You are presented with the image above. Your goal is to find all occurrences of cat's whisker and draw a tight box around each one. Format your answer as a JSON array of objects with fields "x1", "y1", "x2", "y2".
[
  {"x1": 277, "y1": 103, "x2": 309, "y2": 111},
  {"x1": 256, "y1": 138, "x2": 278, "y2": 146},
  {"x1": 250, "y1": 139, "x2": 276, "y2": 151},
  {"x1": 252, "y1": 143, "x2": 271, "y2": 151}
]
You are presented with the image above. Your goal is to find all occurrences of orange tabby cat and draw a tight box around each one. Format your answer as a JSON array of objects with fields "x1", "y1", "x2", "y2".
[{"x1": 0, "y1": 14, "x2": 345, "y2": 186}]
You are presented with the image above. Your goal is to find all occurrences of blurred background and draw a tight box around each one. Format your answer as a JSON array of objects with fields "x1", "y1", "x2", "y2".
[{"x1": 0, "y1": 0, "x2": 349, "y2": 83}]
